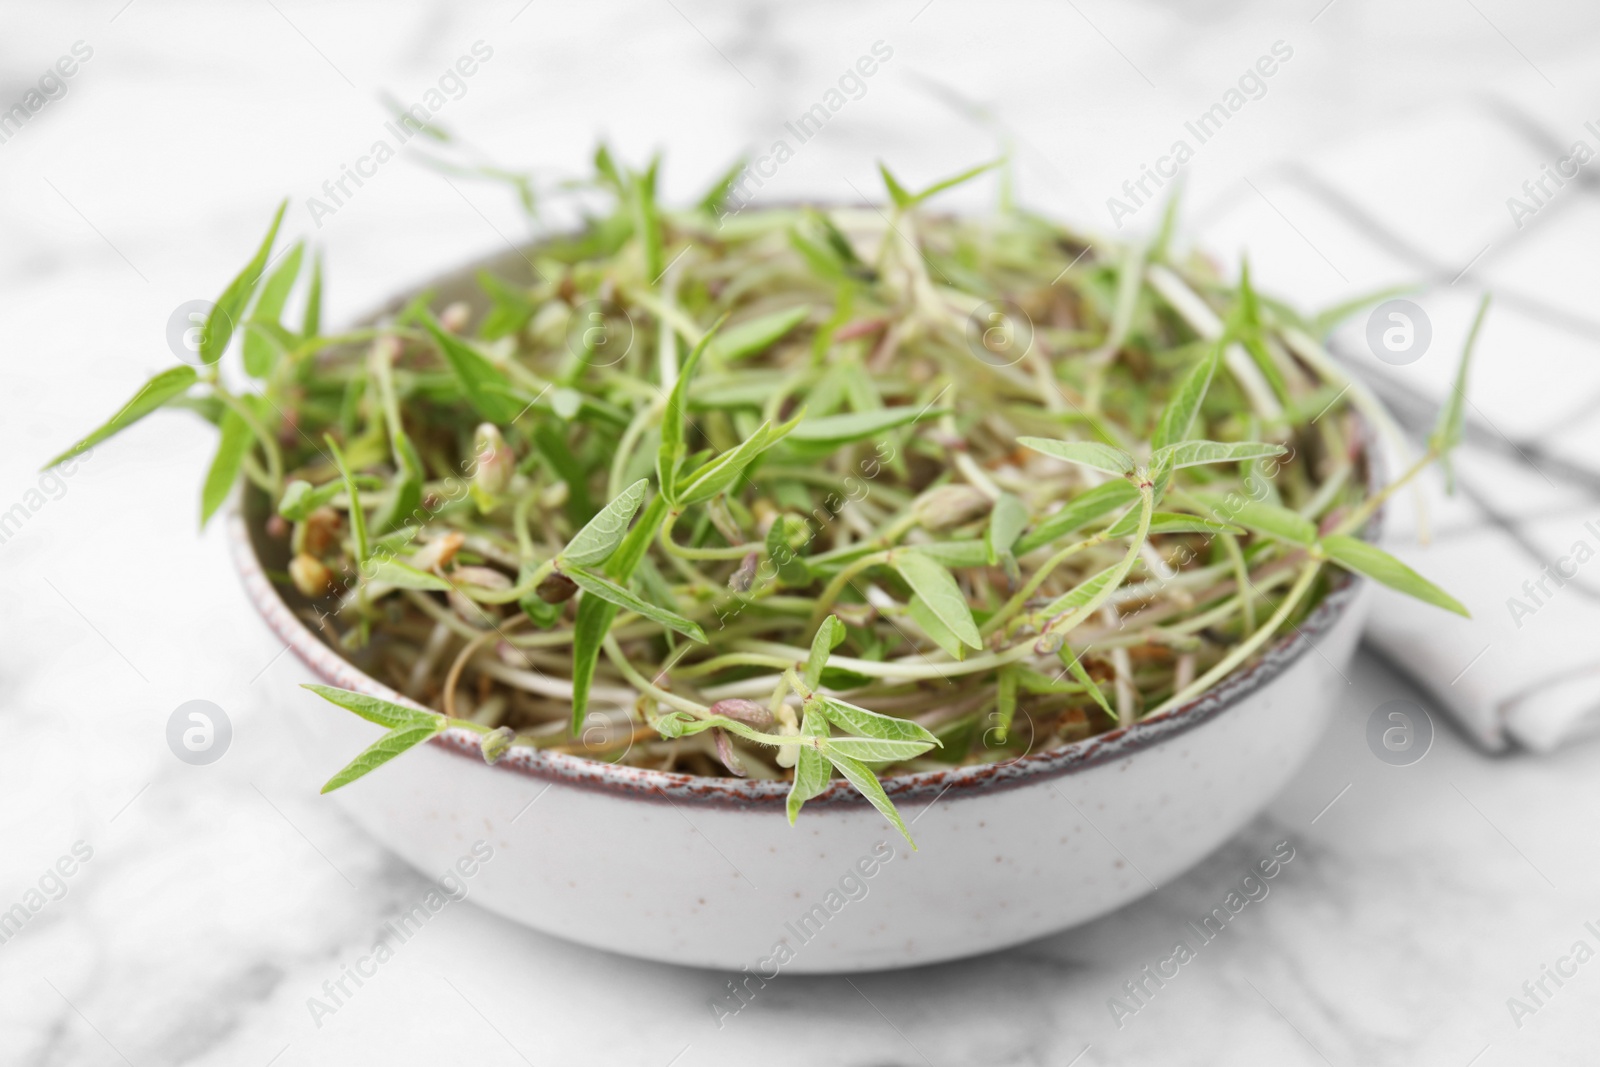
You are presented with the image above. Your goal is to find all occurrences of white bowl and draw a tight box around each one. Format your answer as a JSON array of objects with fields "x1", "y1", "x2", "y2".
[
  {"x1": 231, "y1": 506, "x2": 1368, "y2": 973},
  {"x1": 232, "y1": 242, "x2": 1373, "y2": 972}
]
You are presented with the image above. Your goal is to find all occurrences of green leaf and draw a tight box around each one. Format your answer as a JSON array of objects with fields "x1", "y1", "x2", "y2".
[
  {"x1": 570, "y1": 595, "x2": 615, "y2": 733},
  {"x1": 320, "y1": 718, "x2": 446, "y2": 793},
  {"x1": 907, "y1": 594, "x2": 968, "y2": 660},
  {"x1": 816, "y1": 696, "x2": 939, "y2": 746},
  {"x1": 1060, "y1": 647, "x2": 1114, "y2": 720},
  {"x1": 301, "y1": 683, "x2": 437, "y2": 730},
  {"x1": 1152, "y1": 440, "x2": 1285, "y2": 471},
  {"x1": 786, "y1": 708, "x2": 832, "y2": 824},
  {"x1": 559, "y1": 479, "x2": 649, "y2": 567},
  {"x1": 1013, "y1": 480, "x2": 1139, "y2": 554},
  {"x1": 786, "y1": 405, "x2": 944, "y2": 452},
  {"x1": 1429, "y1": 293, "x2": 1490, "y2": 487},
  {"x1": 911, "y1": 541, "x2": 990, "y2": 568},
  {"x1": 593, "y1": 143, "x2": 624, "y2": 191},
  {"x1": 243, "y1": 242, "x2": 304, "y2": 377},
  {"x1": 817, "y1": 209, "x2": 866, "y2": 265},
  {"x1": 1038, "y1": 489, "x2": 1151, "y2": 636},
  {"x1": 1015, "y1": 666, "x2": 1084, "y2": 694},
  {"x1": 1150, "y1": 342, "x2": 1221, "y2": 451},
  {"x1": 1151, "y1": 462, "x2": 1174, "y2": 504},
  {"x1": 765, "y1": 513, "x2": 813, "y2": 586},
  {"x1": 278, "y1": 477, "x2": 362, "y2": 521},
  {"x1": 423, "y1": 314, "x2": 527, "y2": 424},
  {"x1": 276, "y1": 483, "x2": 313, "y2": 518},
  {"x1": 550, "y1": 387, "x2": 583, "y2": 420},
  {"x1": 804, "y1": 615, "x2": 848, "y2": 689},
  {"x1": 1039, "y1": 563, "x2": 1121, "y2": 617},
  {"x1": 657, "y1": 317, "x2": 724, "y2": 500},
  {"x1": 607, "y1": 495, "x2": 668, "y2": 581},
  {"x1": 369, "y1": 525, "x2": 421, "y2": 556},
  {"x1": 906, "y1": 158, "x2": 1003, "y2": 206},
  {"x1": 569, "y1": 495, "x2": 669, "y2": 731},
  {"x1": 371, "y1": 429, "x2": 424, "y2": 536},
  {"x1": 1308, "y1": 283, "x2": 1414, "y2": 339},
  {"x1": 324, "y1": 434, "x2": 368, "y2": 565},
  {"x1": 1229, "y1": 260, "x2": 1290, "y2": 403},
  {"x1": 635, "y1": 557, "x2": 681, "y2": 630},
  {"x1": 707, "y1": 306, "x2": 810, "y2": 362},
  {"x1": 278, "y1": 479, "x2": 317, "y2": 519},
  {"x1": 302, "y1": 249, "x2": 323, "y2": 339},
  {"x1": 368, "y1": 557, "x2": 451, "y2": 591},
  {"x1": 698, "y1": 156, "x2": 748, "y2": 217},
  {"x1": 986, "y1": 493, "x2": 1029, "y2": 566},
  {"x1": 203, "y1": 199, "x2": 287, "y2": 365},
  {"x1": 824, "y1": 750, "x2": 916, "y2": 846},
  {"x1": 242, "y1": 321, "x2": 299, "y2": 377},
  {"x1": 893, "y1": 551, "x2": 981, "y2": 650},
  {"x1": 676, "y1": 410, "x2": 802, "y2": 505},
  {"x1": 200, "y1": 407, "x2": 250, "y2": 526},
  {"x1": 45, "y1": 364, "x2": 198, "y2": 468},
  {"x1": 823, "y1": 736, "x2": 936, "y2": 762},
  {"x1": 878, "y1": 162, "x2": 914, "y2": 210},
  {"x1": 1104, "y1": 509, "x2": 1241, "y2": 538},
  {"x1": 1196, "y1": 494, "x2": 1316, "y2": 545},
  {"x1": 1150, "y1": 183, "x2": 1184, "y2": 262},
  {"x1": 691, "y1": 372, "x2": 790, "y2": 409},
  {"x1": 1017, "y1": 437, "x2": 1135, "y2": 476},
  {"x1": 1319, "y1": 534, "x2": 1468, "y2": 617},
  {"x1": 628, "y1": 156, "x2": 665, "y2": 284},
  {"x1": 1231, "y1": 259, "x2": 1265, "y2": 327},
  {"x1": 564, "y1": 562, "x2": 707, "y2": 642},
  {"x1": 477, "y1": 271, "x2": 537, "y2": 341},
  {"x1": 789, "y1": 228, "x2": 849, "y2": 283}
]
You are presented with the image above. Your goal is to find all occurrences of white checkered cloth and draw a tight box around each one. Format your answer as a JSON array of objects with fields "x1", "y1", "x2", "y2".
[{"x1": 1203, "y1": 99, "x2": 1600, "y2": 752}]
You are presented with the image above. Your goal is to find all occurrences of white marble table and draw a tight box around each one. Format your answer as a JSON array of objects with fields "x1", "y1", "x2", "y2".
[{"x1": 4, "y1": 1, "x2": 1600, "y2": 1063}]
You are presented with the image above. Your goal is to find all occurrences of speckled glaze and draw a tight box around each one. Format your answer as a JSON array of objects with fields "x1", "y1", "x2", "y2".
[{"x1": 230, "y1": 508, "x2": 1368, "y2": 972}]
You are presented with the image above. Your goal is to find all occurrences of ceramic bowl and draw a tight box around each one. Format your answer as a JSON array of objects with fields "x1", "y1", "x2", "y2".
[{"x1": 230, "y1": 245, "x2": 1373, "y2": 973}]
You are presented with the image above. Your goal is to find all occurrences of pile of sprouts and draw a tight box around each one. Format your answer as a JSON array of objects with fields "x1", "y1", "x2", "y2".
[{"x1": 50, "y1": 149, "x2": 1479, "y2": 841}]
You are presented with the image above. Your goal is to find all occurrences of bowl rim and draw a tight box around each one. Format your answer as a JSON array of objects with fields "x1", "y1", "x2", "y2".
[
  {"x1": 230, "y1": 234, "x2": 1376, "y2": 812},
  {"x1": 232, "y1": 508, "x2": 1363, "y2": 812}
]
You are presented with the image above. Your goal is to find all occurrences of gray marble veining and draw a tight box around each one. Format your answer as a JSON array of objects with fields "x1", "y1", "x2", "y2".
[{"x1": 3, "y1": 1, "x2": 1600, "y2": 1063}]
